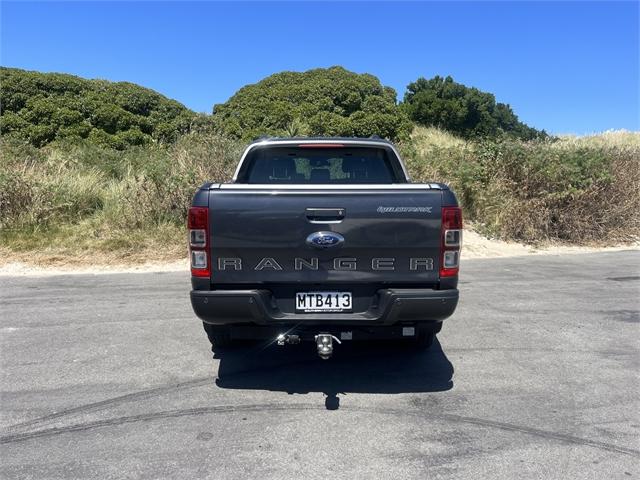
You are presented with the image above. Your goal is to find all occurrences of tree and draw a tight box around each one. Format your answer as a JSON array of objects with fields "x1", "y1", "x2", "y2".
[
  {"x1": 0, "y1": 67, "x2": 198, "y2": 149},
  {"x1": 212, "y1": 66, "x2": 412, "y2": 141},
  {"x1": 402, "y1": 75, "x2": 545, "y2": 140}
]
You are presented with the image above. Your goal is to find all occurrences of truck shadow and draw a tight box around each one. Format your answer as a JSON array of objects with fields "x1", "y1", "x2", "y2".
[{"x1": 214, "y1": 338, "x2": 453, "y2": 409}]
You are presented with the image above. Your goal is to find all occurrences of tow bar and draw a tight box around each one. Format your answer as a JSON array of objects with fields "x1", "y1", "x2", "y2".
[
  {"x1": 275, "y1": 332, "x2": 342, "y2": 359},
  {"x1": 315, "y1": 333, "x2": 341, "y2": 360}
]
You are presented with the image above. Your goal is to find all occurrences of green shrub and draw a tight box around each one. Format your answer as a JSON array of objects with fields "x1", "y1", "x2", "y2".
[
  {"x1": 406, "y1": 129, "x2": 640, "y2": 243},
  {"x1": 402, "y1": 76, "x2": 546, "y2": 140},
  {"x1": 0, "y1": 67, "x2": 197, "y2": 149},
  {"x1": 213, "y1": 66, "x2": 412, "y2": 141}
]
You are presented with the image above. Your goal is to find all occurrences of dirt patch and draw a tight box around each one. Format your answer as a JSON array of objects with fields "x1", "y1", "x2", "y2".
[
  {"x1": 461, "y1": 228, "x2": 638, "y2": 259},
  {"x1": 0, "y1": 258, "x2": 189, "y2": 277}
]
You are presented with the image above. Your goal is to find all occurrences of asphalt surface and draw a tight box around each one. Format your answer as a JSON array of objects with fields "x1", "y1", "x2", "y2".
[{"x1": 1, "y1": 251, "x2": 639, "y2": 479}]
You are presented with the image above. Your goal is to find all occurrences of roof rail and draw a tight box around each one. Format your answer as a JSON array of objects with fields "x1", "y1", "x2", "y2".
[{"x1": 248, "y1": 136, "x2": 394, "y2": 144}]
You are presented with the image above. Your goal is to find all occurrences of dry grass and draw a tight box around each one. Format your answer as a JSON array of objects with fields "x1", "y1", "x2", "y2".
[
  {"x1": 406, "y1": 129, "x2": 640, "y2": 245},
  {"x1": 410, "y1": 126, "x2": 469, "y2": 153},
  {"x1": 556, "y1": 130, "x2": 640, "y2": 149},
  {"x1": 0, "y1": 133, "x2": 241, "y2": 265},
  {"x1": 1, "y1": 128, "x2": 638, "y2": 268}
]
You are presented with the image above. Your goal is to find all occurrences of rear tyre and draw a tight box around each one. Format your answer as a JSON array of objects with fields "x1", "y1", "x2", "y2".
[
  {"x1": 414, "y1": 331, "x2": 435, "y2": 349},
  {"x1": 202, "y1": 323, "x2": 233, "y2": 349},
  {"x1": 413, "y1": 323, "x2": 442, "y2": 349}
]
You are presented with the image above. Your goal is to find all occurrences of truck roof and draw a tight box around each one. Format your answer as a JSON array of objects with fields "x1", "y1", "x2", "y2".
[{"x1": 247, "y1": 136, "x2": 396, "y2": 146}]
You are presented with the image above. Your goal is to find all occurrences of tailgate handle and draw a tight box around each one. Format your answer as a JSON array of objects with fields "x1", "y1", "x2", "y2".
[{"x1": 305, "y1": 208, "x2": 345, "y2": 223}]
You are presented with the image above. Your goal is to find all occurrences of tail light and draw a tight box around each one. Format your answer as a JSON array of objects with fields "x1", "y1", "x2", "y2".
[
  {"x1": 440, "y1": 206, "x2": 462, "y2": 278},
  {"x1": 298, "y1": 143, "x2": 345, "y2": 148},
  {"x1": 188, "y1": 207, "x2": 210, "y2": 277}
]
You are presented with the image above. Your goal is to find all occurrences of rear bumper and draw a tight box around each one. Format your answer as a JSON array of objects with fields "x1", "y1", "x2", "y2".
[{"x1": 191, "y1": 288, "x2": 458, "y2": 326}]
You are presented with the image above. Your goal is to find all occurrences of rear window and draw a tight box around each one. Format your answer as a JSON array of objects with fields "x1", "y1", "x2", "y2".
[{"x1": 241, "y1": 146, "x2": 399, "y2": 184}]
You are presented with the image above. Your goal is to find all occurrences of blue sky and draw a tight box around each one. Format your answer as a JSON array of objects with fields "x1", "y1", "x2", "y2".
[{"x1": 1, "y1": 1, "x2": 638, "y2": 134}]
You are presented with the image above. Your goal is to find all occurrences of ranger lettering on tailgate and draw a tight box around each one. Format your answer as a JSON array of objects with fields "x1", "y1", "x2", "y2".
[{"x1": 215, "y1": 257, "x2": 435, "y2": 271}]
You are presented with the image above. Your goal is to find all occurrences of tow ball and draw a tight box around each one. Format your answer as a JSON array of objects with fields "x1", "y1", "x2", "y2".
[{"x1": 315, "y1": 333, "x2": 342, "y2": 360}]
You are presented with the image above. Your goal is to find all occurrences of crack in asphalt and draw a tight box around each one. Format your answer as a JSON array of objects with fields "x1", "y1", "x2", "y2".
[
  {"x1": 8, "y1": 344, "x2": 632, "y2": 434},
  {"x1": 4, "y1": 345, "x2": 638, "y2": 461},
  {"x1": 2, "y1": 376, "x2": 214, "y2": 432},
  {"x1": 3, "y1": 349, "x2": 327, "y2": 433},
  {"x1": 1, "y1": 403, "x2": 638, "y2": 458}
]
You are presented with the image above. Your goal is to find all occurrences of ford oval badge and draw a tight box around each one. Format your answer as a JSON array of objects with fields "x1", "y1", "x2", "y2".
[{"x1": 306, "y1": 231, "x2": 345, "y2": 249}]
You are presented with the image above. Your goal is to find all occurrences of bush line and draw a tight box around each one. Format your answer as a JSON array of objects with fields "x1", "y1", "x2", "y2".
[{"x1": 1, "y1": 128, "x2": 638, "y2": 257}]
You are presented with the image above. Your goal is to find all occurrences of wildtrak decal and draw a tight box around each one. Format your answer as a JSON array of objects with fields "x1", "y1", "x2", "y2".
[{"x1": 377, "y1": 206, "x2": 433, "y2": 213}]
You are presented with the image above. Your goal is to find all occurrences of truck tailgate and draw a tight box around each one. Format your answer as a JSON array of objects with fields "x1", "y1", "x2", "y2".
[{"x1": 208, "y1": 186, "x2": 443, "y2": 284}]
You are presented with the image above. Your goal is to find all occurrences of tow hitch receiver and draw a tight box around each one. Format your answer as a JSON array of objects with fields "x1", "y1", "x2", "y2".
[{"x1": 315, "y1": 333, "x2": 341, "y2": 360}]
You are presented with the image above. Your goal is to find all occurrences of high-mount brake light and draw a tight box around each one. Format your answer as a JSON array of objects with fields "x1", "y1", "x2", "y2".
[
  {"x1": 440, "y1": 206, "x2": 462, "y2": 278},
  {"x1": 298, "y1": 143, "x2": 345, "y2": 148},
  {"x1": 188, "y1": 207, "x2": 210, "y2": 278}
]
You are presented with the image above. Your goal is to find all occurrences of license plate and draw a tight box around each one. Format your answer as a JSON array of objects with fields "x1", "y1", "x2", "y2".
[{"x1": 295, "y1": 292, "x2": 352, "y2": 312}]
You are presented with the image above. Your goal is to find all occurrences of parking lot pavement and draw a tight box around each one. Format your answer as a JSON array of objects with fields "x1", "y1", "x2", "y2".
[{"x1": 1, "y1": 251, "x2": 639, "y2": 479}]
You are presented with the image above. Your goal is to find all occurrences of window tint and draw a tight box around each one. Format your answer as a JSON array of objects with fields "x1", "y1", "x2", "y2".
[{"x1": 244, "y1": 147, "x2": 397, "y2": 184}]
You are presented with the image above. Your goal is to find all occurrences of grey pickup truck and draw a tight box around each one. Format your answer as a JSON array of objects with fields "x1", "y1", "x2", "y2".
[{"x1": 189, "y1": 137, "x2": 461, "y2": 359}]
